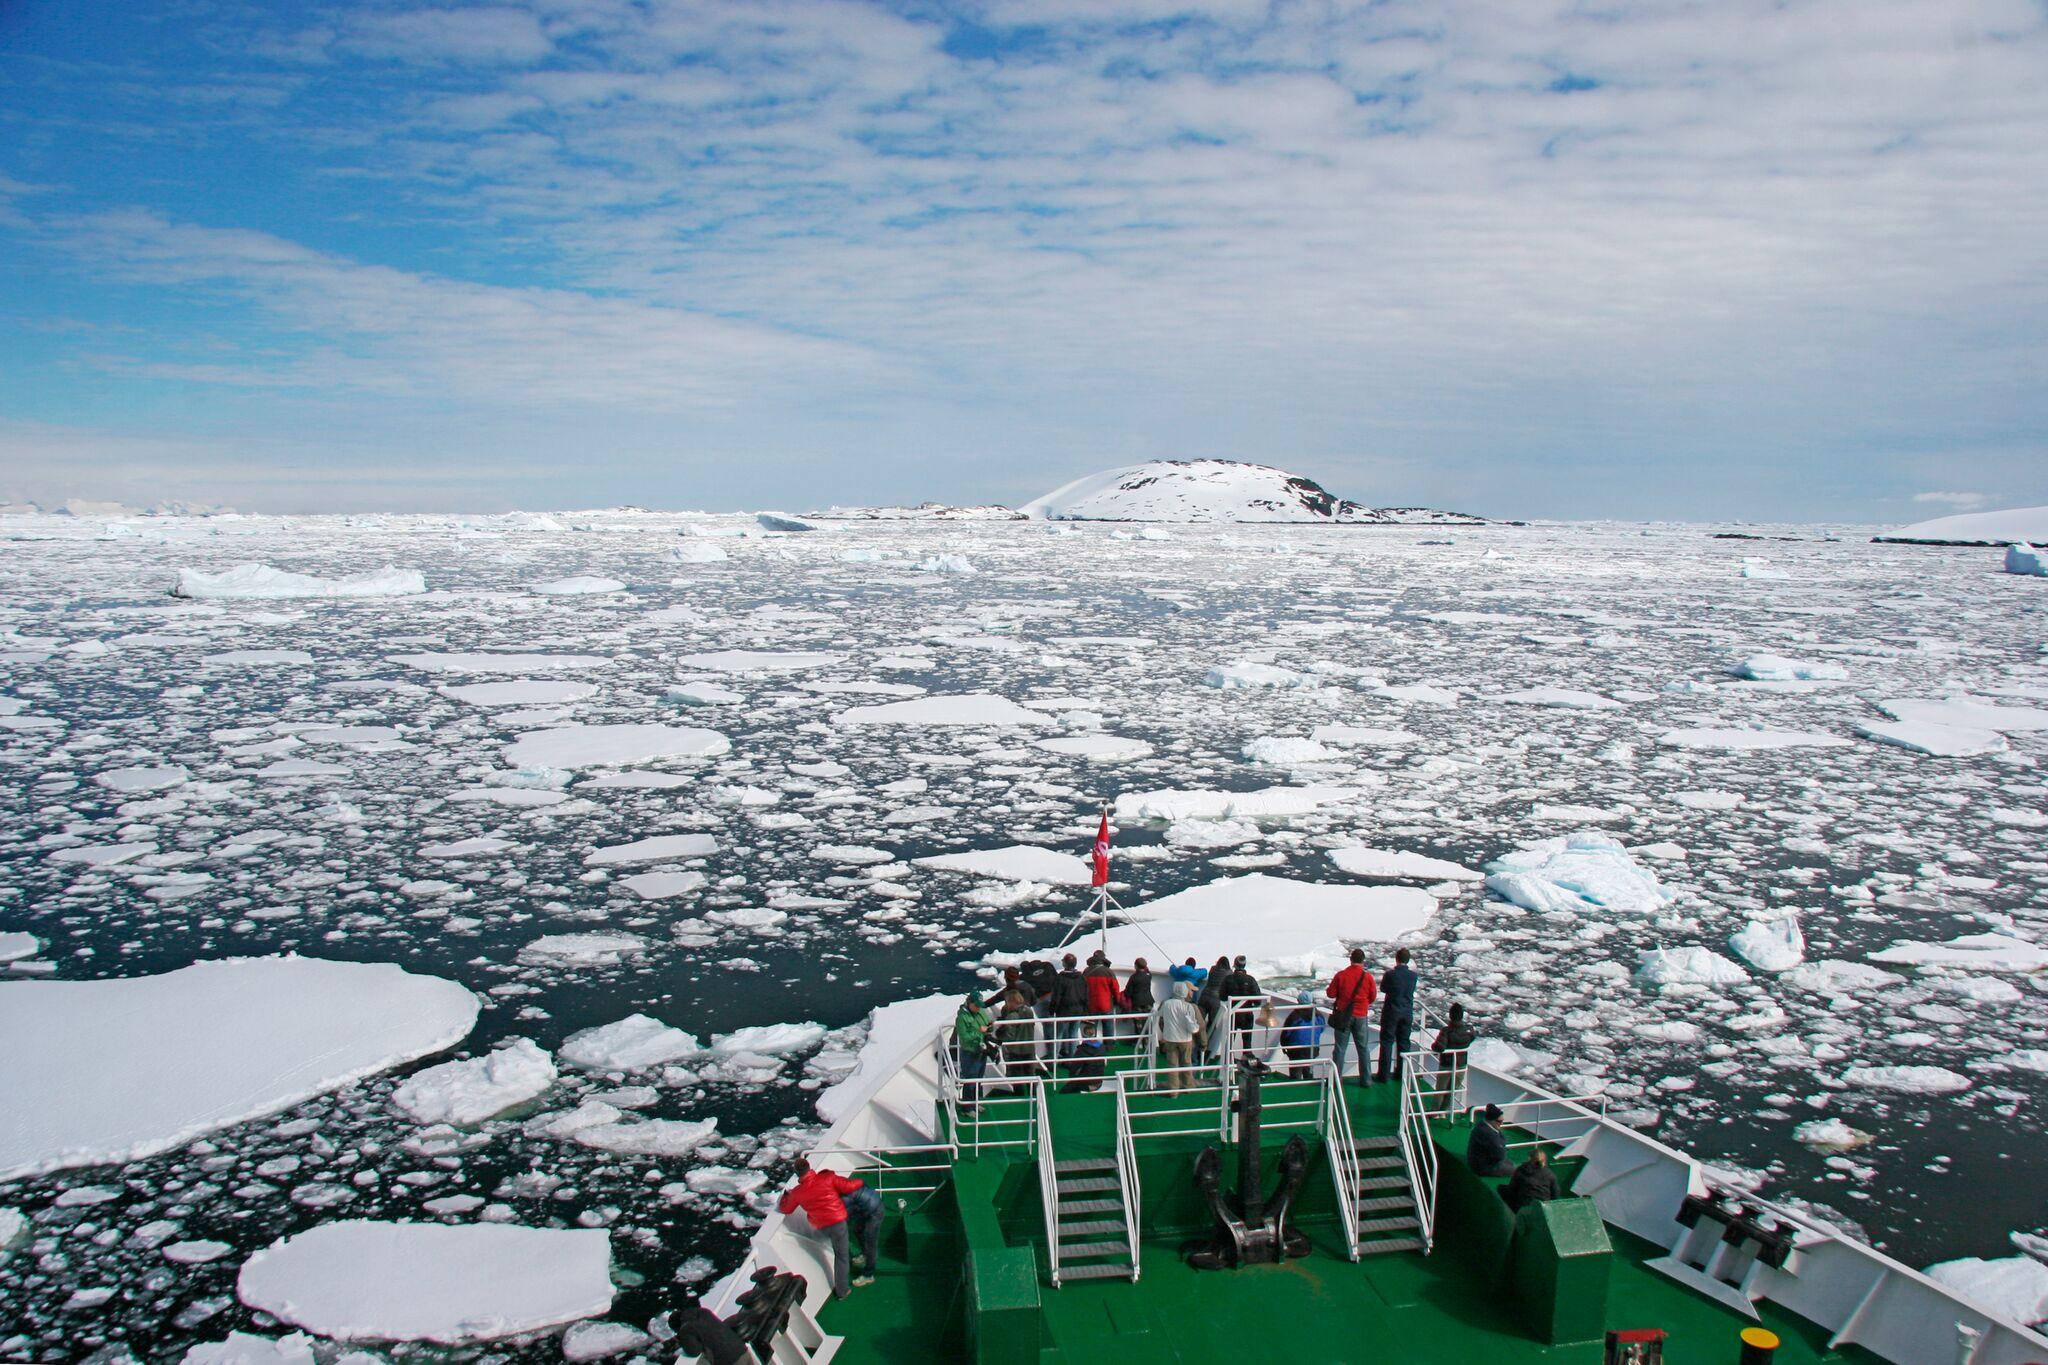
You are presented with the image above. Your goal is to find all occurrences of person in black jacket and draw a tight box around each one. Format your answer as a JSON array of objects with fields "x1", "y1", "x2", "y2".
[
  {"x1": 1050, "y1": 952, "x2": 1088, "y2": 1057},
  {"x1": 1020, "y1": 958, "x2": 1057, "y2": 1061},
  {"x1": 1374, "y1": 947, "x2": 1419, "y2": 1083},
  {"x1": 1197, "y1": 955, "x2": 1231, "y2": 1058},
  {"x1": 983, "y1": 965, "x2": 1036, "y2": 1011},
  {"x1": 1466, "y1": 1103, "x2": 1513, "y2": 1177},
  {"x1": 1221, "y1": 955, "x2": 1261, "y2": 1056},
  {"x1": 1431, "y1": 1001, "x2": 1477, "y2": 1110},
  {"x1": 1123, "y1": 956, "x2": 1155, "y2": 1012},
  {"x1": 1503, "y1": 1149, "x2": 1560, "y2": 1211}
]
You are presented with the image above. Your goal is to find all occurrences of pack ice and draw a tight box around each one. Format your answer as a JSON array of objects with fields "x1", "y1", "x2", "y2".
[{"x1": 0, "y1": 957, "x2": 478, "y2": 1180}]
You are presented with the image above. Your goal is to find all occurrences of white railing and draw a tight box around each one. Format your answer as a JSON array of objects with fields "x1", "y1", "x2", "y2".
[
  {"x1": 1397, "y1": 1049, "x2": 1440, "y2": 1253},
  {"x1": 1321, "y1": 1065, "x2": 1364, "y2": 1261},
  {"x1": 1035, "y1": 1087, "x2": 1060, "y2": 1289},
  {"x1": 803, "y1": 1141, "x2": 957, "y2": 1200},
  {"x1": 1470, "y1": 1093, "x2": 1610, "y2": 1151},
  {"x1": 1111, "y1": 1078, "x2": 1142, "y2": 1283}
]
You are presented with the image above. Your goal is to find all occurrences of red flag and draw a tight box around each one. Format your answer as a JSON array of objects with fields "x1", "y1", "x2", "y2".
[{"x1": 1091, "y1": 812, "x2": 1110, "y2": 887}]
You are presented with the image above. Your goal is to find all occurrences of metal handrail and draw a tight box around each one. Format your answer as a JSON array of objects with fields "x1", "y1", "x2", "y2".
[
  {"x1": 1468, "y1": 1093, "x2": 1609, "y2": 1150},
  {"x1": 1112, "y1": 1077, "x2": 1142, "y2": 1283},
  {"x1": 1397, "y1": 1049, "x2": 1440, "y2": 1253},
  {"x1": 805, "y1": 1141, "x2": 957, "y2": 1197},
  {"x1": 1321, "y1": 1064, "x2": 1363, "y2": 1261},
  {"x1": 1035, "y1": 1085, "x2": 1060, "y2": 1288}
]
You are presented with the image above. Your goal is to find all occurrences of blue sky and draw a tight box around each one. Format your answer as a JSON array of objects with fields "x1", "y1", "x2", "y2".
[{"x1": 1, "y1": 0, "x2": 2044, "y2": 518}]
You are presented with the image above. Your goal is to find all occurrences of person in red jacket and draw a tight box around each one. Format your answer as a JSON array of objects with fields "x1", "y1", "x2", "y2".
[
  {"x1": 1325, "y1": 948, "x2": 1379, "y2": 1086},
  {"x1": 1082, "y1": 950, "x2": 1128, "y2": 1040},
  {"x1": 777, "y1": 1159, "x2": 880, "y2": 1298}
]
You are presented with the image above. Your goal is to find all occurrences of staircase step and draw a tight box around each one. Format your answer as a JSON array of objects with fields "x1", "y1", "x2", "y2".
[
  {"x1": 1059, "y1": 1239, "x2": 1130, "y2": 1259},
  {"x1": 1348, "y1": 1135, "x2": 1402, "y2": 1150},
  {"x1": 1357, "y1": 1215, "x2": 1420, "y2": 1234},
  {"x1": 1059, "y1": 1198, "x2": 1123, "y2": 1216},
  {"x1": 1058, "y1": 1218, "x2": 1126, "y2": 1237},
  {"x1": 1358, "y1": 1237, "x2": 1425, "y2": 1256},
  {"x1": 1355, "y1": 1175, "x2": 1409, "y2": 1191},
  {"x1": 1060, "y1": 1263, "x2": 1134, "y2": 1282},
  {"x1": 1057, "y1": 1177, "x2": 1120, "y2": 1194},
  {"x1": 1054, "y1": 1159, "x2": 1116, "y2": 1173},
  {"x1": 1356, "y1": 1196, "x2": 1413, "y2": 1213}
]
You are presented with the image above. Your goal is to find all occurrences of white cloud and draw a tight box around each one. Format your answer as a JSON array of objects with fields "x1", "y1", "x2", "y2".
[
  {"x1": 9, "y1": 0, "x2": 2047, "y2": 513},
  {"x1": 1913, "y1": 490, "x2": 1990, "y2": 508}
]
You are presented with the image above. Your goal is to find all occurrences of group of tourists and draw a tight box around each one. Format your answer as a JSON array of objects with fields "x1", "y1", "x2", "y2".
[{"x1": 949, "y1": 944, "x2": 1482, "y2": 1101}]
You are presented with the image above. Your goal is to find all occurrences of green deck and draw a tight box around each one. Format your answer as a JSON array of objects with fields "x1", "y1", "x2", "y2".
[{"x1": 816, "y1": 1048, "x2": 1880, "y2": 1364}]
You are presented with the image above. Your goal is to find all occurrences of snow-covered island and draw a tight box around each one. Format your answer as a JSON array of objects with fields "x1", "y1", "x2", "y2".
[
  {"x1": 1874, "y1": 504, "x2": 2048, "y2": 546},
  {"x1": 1023, "y1": 459, "x2": 1484, "y2": 524}
]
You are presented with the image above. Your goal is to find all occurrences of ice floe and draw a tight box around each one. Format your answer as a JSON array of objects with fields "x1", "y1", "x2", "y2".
[
  {"x1": 1636, "y1": 946, "x2": 1749, "y2": 986},
  {"x1": 504, "y1": 723, "x2": 729, "y2": 770},
  {"x1": 391, "y1": 651, "x2": 612, "y2": 673},
  {"x1": 439, "y1": 680, "x2": 597, "y2": 707},
  {"x1": 0, "y1": 956, "x2": 477, "y2": 1179},
  {"x1": 916, "y1": 845, "x2": 1093, "y2": 885},
  {"x1": 835, "y1": 693, "x2": 1051, "y2": 727},
  {"x1": 1869, "y1": 933, "x2": 2048, "y2": 972},
  {"x1": 1329, "y1": 848, "x2": 1482, "y2": 882},
  {"x1": 1484, "y1": 833, "x2": 1672, "y2": 916},
  {"x1": 1923, "y1": 1256, "x2": 2048, "y2": 1327},
  {"x1": 1658, "y1": 727, "x2": 1850, "y2": 750},
  {"x1": 584, "y1": 833, "x2": 718, "y2": 866},
  {"x1": 1020, "y1": 873, "x2": 1435, "y2": 977},
  {"x1": 173, "y1": 564, "x2": 425, "y2": 600},
  {"x1": 391, "y1": 1039, "x2": 557, "y2": 1126},
  {"x1": 534, "y1": 575, "x2": 626, "y2": 595},
  {"x1": 237, "y1": 1221, "x2": 613, "y2": 1343},
  {"x1": 560, "y1": 1015, "x2": 701, "y2": 1071},
  {"x1": 1728, "y1": 917, "x2": 1805, "y2": 972}
]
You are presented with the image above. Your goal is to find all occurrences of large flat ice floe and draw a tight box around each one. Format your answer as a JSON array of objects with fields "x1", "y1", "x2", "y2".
[
  {"x1": 0, "y1": 956, "x2": 478, "y2": 1180},
  {"x1": 1019, "y1": 873, "x2": 1435, "y2": 977},
  {"x1": 1658, "y1": 726, "x2": 1850, "y2": 751},
  {"x1": 815, "y1": 993, "x2": 963, "y2": 1125},
  {"x1": 1484, "y1": 833, "x2": 1672, "y2": 916},
  {"x1": 916, "y1": 845, "x2": 1093, "y2": 885},
  {"x1": 834, "y1": 693, "x2": 1052, "y2": 727},
  {"x1": 237, "y1": 1221, "x2": 614, "y2": 1343},
  {"x1": 1923, "y1": 1255, "x2": 2048, "y2": 1327},
  {"x1": 172, "y1": 563, "x2": 425, "y2": 600},
  {"x1": 674, "y1": 650, "x2": 842, "y2": 672},
  {"x1": 1329, "y1": 847, "x2": 1482, "y2": 882},
  {"x1": 1113, "y1": 785, "x2": 1356, "y2": 823},
  {"x1": 390, "y1": 651, "x2": 613, "y2": 673},
  {"x1": 504, "y1": 723, "x2": 729, "y2": 770}
]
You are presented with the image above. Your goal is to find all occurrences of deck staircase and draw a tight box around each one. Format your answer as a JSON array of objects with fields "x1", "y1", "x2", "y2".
[
  {"x1": 1049, "y1": 1157, "x2": 1138, "y2": 1283},
  {"x1": 1344, "y1": 1134, "x2": 1427, "y2": 1255}
]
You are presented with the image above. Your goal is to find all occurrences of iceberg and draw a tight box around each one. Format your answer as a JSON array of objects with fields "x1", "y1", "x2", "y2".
[
  {"x1": 2006, "y1": 543, "x2": 2047, "y2": 576},
  {"x1": 1728, "y1": 916, "x2": 1805, "y2": 972},
  {"x1": 559, "y1": 1014, "x2": 702, "y2": 1070},
  {"x1": 391, "y1": 1039, "x2": 557, "y2": 1126},
  {"x1": 1484, "y1": 833, "x2": 1673, "y2": 916},
  {"x1": 1636, "y1": 946, "x2": 1749, "y2": 986}
]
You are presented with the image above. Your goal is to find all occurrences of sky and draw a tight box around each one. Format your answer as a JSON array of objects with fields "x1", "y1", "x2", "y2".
[{"x1": 1, "y1": 0, "x2": 2044, "y2": 520}]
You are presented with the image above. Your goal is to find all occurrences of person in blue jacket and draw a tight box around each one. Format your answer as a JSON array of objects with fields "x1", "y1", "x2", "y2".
[{"x1": 1374, "y1": 947, "x2": 1419, "y2": 1082}]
